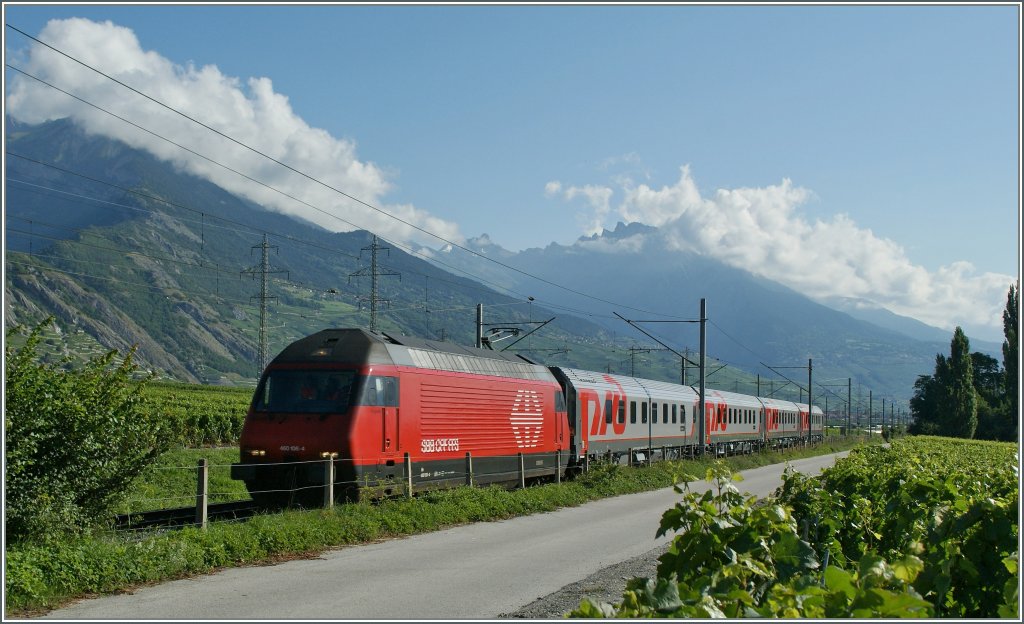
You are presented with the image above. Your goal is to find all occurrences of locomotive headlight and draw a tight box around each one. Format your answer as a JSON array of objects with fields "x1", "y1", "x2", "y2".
[
  {"x1": 248, "y1": 449, "x2": 266, "y2": 457},
  {"x1": 320, "y1": 451, "x2": 338, "y2": 459}
]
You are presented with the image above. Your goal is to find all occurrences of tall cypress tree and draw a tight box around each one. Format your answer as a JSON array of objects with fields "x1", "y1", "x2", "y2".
[
  {"x1": 942, "y1": 327, "x2": 977, "y2": 439},
  {"x1": 1002, "y1": 283, "x2": 1018, "y2": 436}
]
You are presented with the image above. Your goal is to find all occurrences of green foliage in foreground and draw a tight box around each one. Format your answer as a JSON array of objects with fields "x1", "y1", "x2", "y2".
[
  {"x1": 4, "y1": 438, "x2": 865, "y2": 614},
  {"x1": 4, "y1": 320, "x2": 176, "y2": 544},
  {"x1": 571, "y1": 436, "x2": 1018, "y2": 619}
]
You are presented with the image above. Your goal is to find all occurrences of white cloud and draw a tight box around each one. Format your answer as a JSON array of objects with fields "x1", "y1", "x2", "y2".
[
  {"x1": 546, "y1": 180, "x2": 615, "y2": 238},
  {"x1": 4, "y1": 18, "x2": 463, "y2": 247},
  {"x1": 552, "y1": 165, "x2": 1014, "y2": 339}
]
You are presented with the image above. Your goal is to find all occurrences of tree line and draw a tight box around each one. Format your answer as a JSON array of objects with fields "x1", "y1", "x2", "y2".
[{"x1": 909, "y1": 283, "x2": 1018, "y2": 441}]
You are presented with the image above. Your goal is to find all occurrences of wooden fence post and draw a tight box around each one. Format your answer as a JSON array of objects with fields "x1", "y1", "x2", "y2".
[
  {"x1": 195, "y1": 459, "x2": 208, "y2": 530},
  {"x1": 405, "y1": 452, "x2": 413, "y2": 499},
  {"x1": 323, "y1": 457, "x2": 335, "y2": 509}
]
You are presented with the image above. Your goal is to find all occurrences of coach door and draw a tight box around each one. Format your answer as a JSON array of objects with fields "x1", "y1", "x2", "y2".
[{"x1": 555, "y1": 389, "x2": 567, "y2": 450}]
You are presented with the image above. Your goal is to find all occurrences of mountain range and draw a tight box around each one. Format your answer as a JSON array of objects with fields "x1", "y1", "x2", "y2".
[{"x1": 4, "y1": 117, "x2": 999, "y2": 407}]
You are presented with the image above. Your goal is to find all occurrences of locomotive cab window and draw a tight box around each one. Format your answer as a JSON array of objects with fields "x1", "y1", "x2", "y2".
[
  {"x1": 253, "y1": 369, "x2": 358, "y2": 414},
  {"x1": 358, "y1": 375, "x2": 399, "y2": 407}
]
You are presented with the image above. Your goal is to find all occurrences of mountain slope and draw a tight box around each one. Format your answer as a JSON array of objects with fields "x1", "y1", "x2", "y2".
[
  {"x1": 4, "y1": 118, "x2": 958, "y2": 404},
  {"x1": 4, "y1": 118, "x2": 616, "y2": 384},
  {"x1": 440, "y1": 222, "x2": 963, "y2": 401}
]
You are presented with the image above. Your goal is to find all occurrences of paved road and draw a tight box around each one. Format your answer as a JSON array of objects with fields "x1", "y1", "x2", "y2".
[{"x1": 39, "y1": 452, "x2": 847, "y2": 620}]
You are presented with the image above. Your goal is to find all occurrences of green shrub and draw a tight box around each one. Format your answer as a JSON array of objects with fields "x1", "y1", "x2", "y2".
[
  {"x1": 4, "y1": 319, "x2": 175, "y2": 543},
  {"x1": 574, "y1": 439, "x2": 1018, "y2": 618},
  {"x1": 571, "y1": 461, "x2": 933, "y2": 618}
]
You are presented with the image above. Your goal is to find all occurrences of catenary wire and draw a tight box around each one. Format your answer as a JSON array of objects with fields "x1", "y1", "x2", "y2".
[{"x1": 5, "y1": 28, "x2": 699, "y2": 321}]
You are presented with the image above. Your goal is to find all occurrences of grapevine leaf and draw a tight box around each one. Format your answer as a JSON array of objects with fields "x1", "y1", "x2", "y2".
[
  {"x1": 823, "y1": 565, "x2": 856, "y2": 599},
  {"x1": 891, "y1": 555, "x2": 924, "y2": 583}
]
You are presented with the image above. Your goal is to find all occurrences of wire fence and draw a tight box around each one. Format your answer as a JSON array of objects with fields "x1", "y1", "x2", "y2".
[{"x1": 114, "y1": 432, "x2": 851, "y2": 535}]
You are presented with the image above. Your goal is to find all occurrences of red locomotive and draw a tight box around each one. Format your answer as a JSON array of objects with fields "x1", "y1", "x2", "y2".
[
  {"x1": 231, "y1": 328, "x2": 822, "y2": 505},
  {"x1": 231, "y1": 329, "x2": 570, "y2": 505}
]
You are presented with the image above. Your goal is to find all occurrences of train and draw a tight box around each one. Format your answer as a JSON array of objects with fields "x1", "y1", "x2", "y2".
[{"x1": 230, "y1": 328, "x2": 823, "y2": 505}]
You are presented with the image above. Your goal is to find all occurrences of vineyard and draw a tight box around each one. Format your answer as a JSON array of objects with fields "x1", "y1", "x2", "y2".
[
  {"x1": 143, "y1": 381, "x2": 251, "y2": 445},
  {"x1": 573, "y1": 436, "x2": 1019, "y2": 618}
]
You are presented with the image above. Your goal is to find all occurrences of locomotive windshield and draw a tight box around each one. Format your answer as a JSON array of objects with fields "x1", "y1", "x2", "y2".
[{"x1": 253, "y1": 370, "x2": 357, "y2": 414}]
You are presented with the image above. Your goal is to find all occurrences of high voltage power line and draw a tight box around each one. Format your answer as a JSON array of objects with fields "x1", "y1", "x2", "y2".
[
  {"x1": 6, "y1": 157, "x2": 641, "y2": 323},
  {"x1": 4, "y1": 23, "x2": 894, "y2": 403},
  {"x1": 4, "y1": 23, "x2": 699, "y2": 322},
  {"x1": 4, "y1": 168, "x2": 467, "y2": 291}
]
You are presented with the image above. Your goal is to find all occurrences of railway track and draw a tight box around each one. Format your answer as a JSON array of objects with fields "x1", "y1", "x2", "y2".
[{"x1": 114, "y1": 499, "x2": 260, "y2": 531}]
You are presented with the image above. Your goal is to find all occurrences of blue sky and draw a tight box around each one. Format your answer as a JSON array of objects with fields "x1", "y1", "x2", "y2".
[{"x1": 3, "y1": 3, "x2": 1020, "y2": 340}]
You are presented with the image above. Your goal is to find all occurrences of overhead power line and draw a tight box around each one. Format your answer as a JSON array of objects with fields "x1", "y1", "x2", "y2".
[{"x1": 4, "y1": 25, "x2": 700, "y2": 321}]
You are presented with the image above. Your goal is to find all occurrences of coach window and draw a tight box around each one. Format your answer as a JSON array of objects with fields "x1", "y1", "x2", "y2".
[
  {"x1": 630, "y1": 401, "x2": 637, "y2": 424},
  {"x1": 605, "y1": 399, "x2": 613, "y2": 424},
  {"x1": 672, "y1": 404, "x2": 677, "y2": 424},
  {"x1": 641, "y1": 403, "x2": 648, "y2": 424},
  {"x1": 652, "y1": 402, "x2": 658, "y2": 424},
  {"x1": 618, "y1": 400, "x2": 625, "y2": 424}
]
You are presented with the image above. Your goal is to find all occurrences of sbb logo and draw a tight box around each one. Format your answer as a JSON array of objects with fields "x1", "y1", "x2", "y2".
[{"x1": 510, "y1": 389, "x2": 543, "y2": 449}]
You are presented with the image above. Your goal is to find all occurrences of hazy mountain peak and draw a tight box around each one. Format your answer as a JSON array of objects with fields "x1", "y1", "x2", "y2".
[{"x1": 603, "y1": 221, "x2": 656, "y2": 240}]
